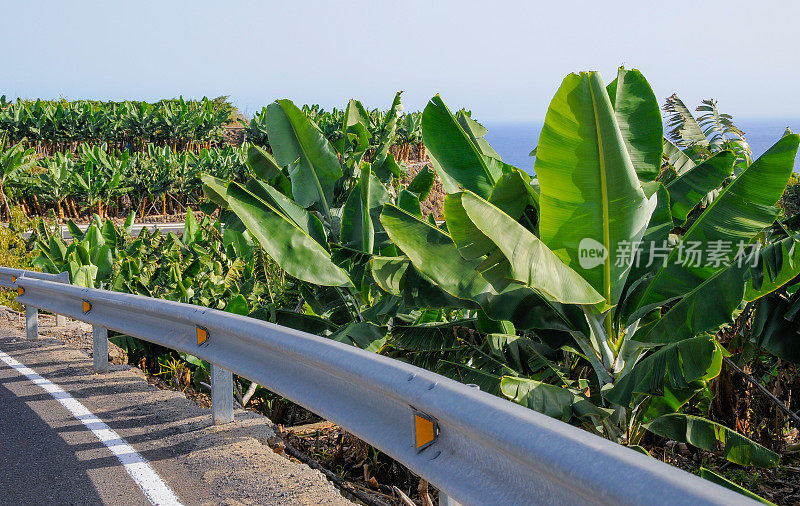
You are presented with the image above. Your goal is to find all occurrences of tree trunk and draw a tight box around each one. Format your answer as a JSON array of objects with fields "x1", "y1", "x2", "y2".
[
  {"x1": 0, "y1": 183, "x2": 10, "y2": 221},
  {"x1": 32, "y1": 194, "x2": 42, "y2": 215}
]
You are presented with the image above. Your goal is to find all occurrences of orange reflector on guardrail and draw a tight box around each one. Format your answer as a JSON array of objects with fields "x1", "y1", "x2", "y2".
[
  {"x1": 82, "y1": 300, "x2": 91, "y2": 313},
  {"x1": 414, "y1": 410, "x2": 438, "y2": 452},
  {"x1": 17, "y1": 287, "x2": 23, "y2": 296},
  {"x1": 11, "y1": 275, "x2": 16, "y2": 283},
  {"x1": 197, "y1": 327, "x2": 208, "y2": 345}
]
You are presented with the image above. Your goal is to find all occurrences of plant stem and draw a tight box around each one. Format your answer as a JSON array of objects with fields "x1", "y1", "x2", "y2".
[{"x1": 722, "y1": 356, "x2": 800, "y2": 428}]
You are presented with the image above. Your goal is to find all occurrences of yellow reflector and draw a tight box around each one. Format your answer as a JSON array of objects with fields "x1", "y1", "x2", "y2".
[
  {"x1": 197, "y1": 327, "x2": 208, "y2": 345},
  {"x1": 17, "y1": 287, "x2": 23, "y2": 296},
  {"x1": 82, "y1": 300, "x2": 91, "y2": 313},
  {"x1": 414, "y1": 413, "x2": 436, "y2": 451},
  {"x1": 11, "y1": 275, "x2": 16, "y2": 283}
]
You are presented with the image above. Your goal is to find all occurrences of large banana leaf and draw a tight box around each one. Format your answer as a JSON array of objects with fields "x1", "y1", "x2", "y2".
[
  {"x1": 666, "y1": 150, "x2": 734, "y2": 223},
  {"x1": 456, "y1": 111, "x2": 501, "y2": 160},
  {"x1": 535, "y1": 71, "x2": 655, "y2": 307},
  {"x1": 337, "y1": 99, "x2": 371, "y2": 153},
  {"x1": 246, "y1": 144, "x2": 294, "y2": 197},
  {"x1": 245, "y1": 179, "x2": 327, "y2": 249},
  {"x1": 445, "y1": 191, "x2": 604, "y2": 306},
  {"x1": 606, "y1": 68, "x2": 663, "y2": 182},
  {"x1": 664, "y1": 94, "x2": 709, "y2": 148},
  {"x1": 201, "y1": 174, "x2": 229, "y2": 208},
  {"x1": 379, "y1": 204, "x2": 589, "y2": 333},
  {"x1": 623, "y1": 182, "x2": 673, "y2": 286},
  {"x1": 633, "y1": 263, "x2": 745, "y2": 344},
  {"x1": 488, "y1": 170, "x2": 539, "y2": 221},
  {"x1": 645, "y1": 414, "x2": 779, "y2": 467},
  {"x1": 371, "y1": 92, "x2": 403, "y2": 179},
  {"x1": 744, "y1": 235, "x2": 800, "y2": 301},
  {"x1": 405, "y1": 166, "x2": 436, "y2": 201},
  {"x1": 699, "y1": 468, "x2": 774, "y2": 505},
  {"x1": 663, "y1": 138, "x2": 697, "y2": 175},
  {"x1": 637, "y1": 134, "x2": 800, "y2": 307},
  {"x1": 341, "y1": 165, "x2": 391, "y2": 253},
  {"x1": 604, "y1": 336, "x2": 722, "y2": 407},
  {"x1": 380, "y1": 204, "x2": 491, "y2": 299},
  {"x1": 370, "y1": 255, "x2": 471, "y2": 309},
  {"x1": 265, "y1": 99, "x2": 342, "y2": 219},
  {"x1": 422, "y1": 95, "x2": 500, "y2": 198},
  {"x1": 750, "y1": 294, "x2": 800, "y2": 364},
  {"x1": 247, "y1": 144, "x2": 282, "y2": 180},
  {"x1": 501, "y1": 376, "x2": 611, "y2": 424},
  {"x1": 226, "y1": 182, "x2": 351, "y2": 287}
]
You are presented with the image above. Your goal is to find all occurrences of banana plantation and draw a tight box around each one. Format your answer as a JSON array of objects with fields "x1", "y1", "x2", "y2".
[
  {"x1": 8, "y1": 68, "x2": 800, "y2": 502},
  {"x1": 0, "y1": 95, "x2": 425, "y2": 222}
]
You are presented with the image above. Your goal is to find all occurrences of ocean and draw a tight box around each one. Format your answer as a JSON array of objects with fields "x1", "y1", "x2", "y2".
[{"x1": 483, "y1": 120, "x2": 800, "y2": 175}]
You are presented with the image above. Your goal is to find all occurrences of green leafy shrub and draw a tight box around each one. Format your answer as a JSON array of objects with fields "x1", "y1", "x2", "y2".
[{"x1": 0, "y1": 206, "x2": 34, "y2": 309}]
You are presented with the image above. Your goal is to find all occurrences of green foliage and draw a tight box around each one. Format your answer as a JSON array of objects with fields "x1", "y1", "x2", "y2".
[
  {"x1": 244, "y1": 102, "x2": 423, "y2": 150},
  {"x1": 0, "y1": 206, "x2": 34, "y2": 309},
  {"x1": 15, "y1": 71, "x2": 800, "y2": 489},
  {"x1": 0, "y1": 95, "x2": 233, "y2": 148}
]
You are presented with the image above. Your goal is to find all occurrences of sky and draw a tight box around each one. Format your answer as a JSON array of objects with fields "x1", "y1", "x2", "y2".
[{"x1": 2, "y1": 0, "x2": 800, "y2": 122}]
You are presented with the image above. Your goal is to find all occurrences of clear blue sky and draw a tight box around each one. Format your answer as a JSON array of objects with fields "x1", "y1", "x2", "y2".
[{"x1": 3, "y1": 0, "x2": 799, "y2": 122}]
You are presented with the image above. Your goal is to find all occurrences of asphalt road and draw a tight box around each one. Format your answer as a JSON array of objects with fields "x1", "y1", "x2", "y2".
[
  {"x1": 0, "y1": 357, "x2": 152, "y2": 505},
  {"x1": 0, "y1": 320, "x2": 350, "y2": 505}
]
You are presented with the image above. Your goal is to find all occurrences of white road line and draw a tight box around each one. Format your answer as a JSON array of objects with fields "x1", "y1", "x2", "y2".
[{"x1": 0, "y1": 349, "x2": 183, "y2": 506}]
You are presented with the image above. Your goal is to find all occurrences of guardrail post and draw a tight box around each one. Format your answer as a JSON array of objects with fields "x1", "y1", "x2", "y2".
[
  {"x1": 439, "y1": 495, "x2": 462, "y2": 506},
  {"x1": 92, "y1": 325, "x2": 109, "y2": 373},
  {"x1": 211, "y1": 364, "x2": 234, "y2": 424},
  {"x1": 55, "y1": 271, "x2": 70, "y2": 327},
  {"x1": 25, "y1": 306, "x2": 38, "y2": 341}
]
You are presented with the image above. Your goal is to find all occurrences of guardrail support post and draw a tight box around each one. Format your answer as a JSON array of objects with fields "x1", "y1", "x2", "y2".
[
  {"x1": 56, "y1": 314, "x2": 67, "y2": 327},
  {"x1": 25, "y1": 306, "x2": 38, "y2": 341},
  {"x1": 92, "y1": 325, "x2": 109, "y2": 373},
  {"x1": 211, "y1": 364, "x2": 234, "y2": 424},
  {"x1": 440, "y1": 495, "x2": 462, "y2": 506}
]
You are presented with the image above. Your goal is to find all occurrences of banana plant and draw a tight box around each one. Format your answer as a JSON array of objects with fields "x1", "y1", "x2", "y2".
[
  {"x1": 202, "y1": 93, "x2": 435, "y2": 350},
  {"x1": 73, "y1": 144, "x2": 130, "y2": 217},
  {"x1": 379, "y1": 68, "x2": 797, "y2": 467},
  {"x1": 0, "y1": 141, "x2": 36, "y2": 219},
  {"x1": 35, "y1": 152, "x2": 75, "y2": 219},
  {"x1": 31, "y1": 213, "x2": 132, "y2": 287}
]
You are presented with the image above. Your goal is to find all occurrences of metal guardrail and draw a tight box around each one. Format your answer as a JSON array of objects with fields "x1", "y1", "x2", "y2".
[
  {"x1": 2, "y1": 268, "x2": 755, "y2": 505},
  {"x1": 16, "y1": 222, "x2": 187, "y2": 241}
]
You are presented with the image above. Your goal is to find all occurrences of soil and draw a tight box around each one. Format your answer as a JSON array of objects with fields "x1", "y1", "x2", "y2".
[{"x1": 401, "y1": 161, "x2": 444, "y2": 220}]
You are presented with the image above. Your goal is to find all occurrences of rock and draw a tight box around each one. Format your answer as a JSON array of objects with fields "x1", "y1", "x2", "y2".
[{"x1": 108, "y1": 340, "x2": 128, "y2": 365}]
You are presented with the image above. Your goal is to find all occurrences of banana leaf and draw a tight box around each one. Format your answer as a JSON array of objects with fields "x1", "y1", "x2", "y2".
[
  {"x1": 645, "y1": 414, "x2": 778, "y2": 467},
  {"x1": 422, "y1": 95, "x2": 499, "y2": 198},
  {"x1": 226, "y1": 182, "x2": 351, "y2": 287},
  {"x1": 265, "y1": 99, "x2": 342, "y2": 220},
  {"x1": 535, "y1": 71, "x2": 656, "y2": 307},
  {"x1": 666, "y1": 150, "x2": 735, "y2": 223},
  {"x1": 699, "y1": 468, "x2": 774, "y2": 505},
  {"x1": 501, "y1": 376, "x2": 612, "y2": 424},
  {"x1": 445, "y1": 191, "x2": 605, "y2": 306},
  {"x1": 604, "y1": 336, "x2": 722, "y2": 407},
  {"x1": 637, "y1": 134, "x2": 800, "y2": 308},
  {"x1": 606, "y1": 67, "x2": 663, "y2": 182}
]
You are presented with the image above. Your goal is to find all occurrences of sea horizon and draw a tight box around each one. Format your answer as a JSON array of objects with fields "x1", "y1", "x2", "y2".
[{"x1": 483, "y1": 119, "x2": 800, "y2": 174}]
